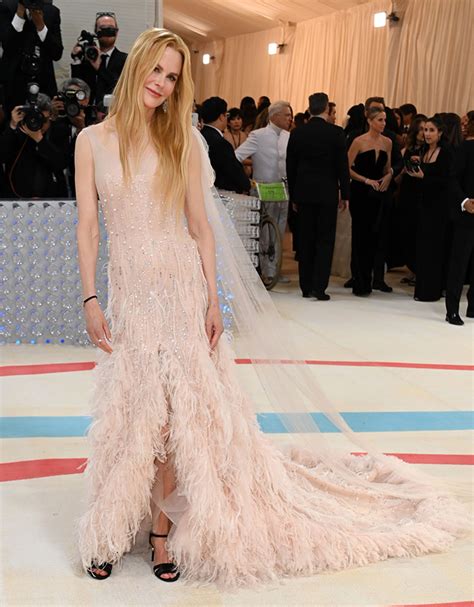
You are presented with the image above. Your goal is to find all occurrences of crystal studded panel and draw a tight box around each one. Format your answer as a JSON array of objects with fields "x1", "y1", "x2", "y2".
[{"x1": 0, "y1": 192, "x2": 260, "y2": 346}]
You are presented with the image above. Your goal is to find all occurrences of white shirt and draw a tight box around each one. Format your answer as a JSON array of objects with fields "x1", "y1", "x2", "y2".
[
  {"x1": 12, "y1": 13, "x2": 48, "y2": 43},
  {"x1": 235, "y1": 122, "x2": 289, "y2": 182}
]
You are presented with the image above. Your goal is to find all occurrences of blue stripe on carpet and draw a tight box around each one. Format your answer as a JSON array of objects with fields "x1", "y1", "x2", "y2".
[{"x1": 1, "y1": 411, "x2": 473, "y2": 438}]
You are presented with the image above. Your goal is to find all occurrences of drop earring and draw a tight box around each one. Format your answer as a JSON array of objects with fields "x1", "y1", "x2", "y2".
[{"x1": 162, "y1": 100, "x2": 168, "y2": 113}]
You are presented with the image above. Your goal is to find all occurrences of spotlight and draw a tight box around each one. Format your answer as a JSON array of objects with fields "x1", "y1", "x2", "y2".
[
  {"x1": 268, "y1": 42, "x2": 286, "y2": 56},
  {"x1": 373, "y1": 12, "x2": 387, "y2": 28},
  {"x1": 268, "y1": 42, "x2": 279, "y2": 55},
  {"x1": 202, "y1": 53, "x2": 215, "y2": 65}
]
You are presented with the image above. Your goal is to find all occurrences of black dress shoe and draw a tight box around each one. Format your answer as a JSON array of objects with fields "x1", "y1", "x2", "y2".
[
  {"x1": 372, "y1": 282, "x2": 393, "y2": 293},
  {"x1": 445, "y1": 313, "x2": 464, "y2": 326},
  {"x1": 302, "y1": 292, "x2": 311, "y2": 298},
  {"x1": 353, "y1": 290, "x2": 371, "y2": 297},
  {"x1": 344, "y1": 278, "x2": 354, "y2": 288},
  {"x1": 313, "y1": 292, "x2": 330, "y2": 301},
  {"x1": 466, "y1": 308, "x2": 474, "y2": 318}
]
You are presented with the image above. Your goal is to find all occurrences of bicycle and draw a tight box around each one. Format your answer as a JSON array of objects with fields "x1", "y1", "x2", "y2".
[{"x1": 254, "y1": 181, "x2": 287, "y2": 291}]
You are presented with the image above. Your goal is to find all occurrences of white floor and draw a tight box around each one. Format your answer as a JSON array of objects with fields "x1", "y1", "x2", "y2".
[{"x1": 1, "y1": 251, "x2": 473, "y2": 607}]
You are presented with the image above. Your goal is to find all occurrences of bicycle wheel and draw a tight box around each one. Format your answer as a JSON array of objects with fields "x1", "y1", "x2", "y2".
[{"x1": 258, "y1": 214, "x2": 282, "y2": 290}]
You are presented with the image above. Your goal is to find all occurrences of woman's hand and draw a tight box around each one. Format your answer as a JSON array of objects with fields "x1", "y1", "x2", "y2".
[
  {"x1": 378, "y1": 173, "x2": 392, "y2": 192},
  {"x1": 205, "y1": 300, "x2": 223, "y2": 350},
  {"x1": 84, "y1": 299, "x2": 113, "y2": 353},
  {"x1": 406, "y1": 167, "x2": 424, "y2": 179},
  {"x1": 365, "y1": 179, "x2": 380, "y2": 190}
]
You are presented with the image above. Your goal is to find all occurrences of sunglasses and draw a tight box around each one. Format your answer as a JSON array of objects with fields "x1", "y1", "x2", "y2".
[{"x1": 96, "y1": 11, "x2": 116, "y2": 19}]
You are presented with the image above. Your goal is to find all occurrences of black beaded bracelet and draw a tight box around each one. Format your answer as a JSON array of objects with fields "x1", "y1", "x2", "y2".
[{"x1": 83, "y1": 295, "x2": 98, "y2": 306}]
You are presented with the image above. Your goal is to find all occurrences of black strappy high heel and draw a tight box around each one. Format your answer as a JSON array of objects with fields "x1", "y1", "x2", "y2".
[
  {"x1": 149, "y1": 532, "x2": 180, "y2": 582},
  {"x1": 86, "y1": 562, "x2": 113, "y2": 580}
]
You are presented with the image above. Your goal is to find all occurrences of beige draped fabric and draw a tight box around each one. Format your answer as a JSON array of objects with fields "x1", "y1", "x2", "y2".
[
  {"x1": 388, "y1": 0, "x2": 474, "y2": 116},
  {"x1": 192, "y1": 0, "x2": 473, "y2": 119}
]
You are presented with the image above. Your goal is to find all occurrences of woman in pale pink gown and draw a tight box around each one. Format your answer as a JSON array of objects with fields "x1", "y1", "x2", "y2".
[{"x1": 75, "y1": 29, "x2": 467, "y2": 587}]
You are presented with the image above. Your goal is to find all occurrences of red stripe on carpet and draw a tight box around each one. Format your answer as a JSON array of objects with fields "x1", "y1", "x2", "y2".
[
  {"x1": 0, "y1": 458, "x2": 87, "y2": 481},
  {"x1": 391, "y1": 602, "x2": 474, "y2": 607},
  {"x1": 235, "y1": 359, "x2": 474, "y2": 371},
  {"x1": 0, "y1": 362, "x2": 96, "y2": 376},
  {"x1": 2, "y1": 359, "x2": 473, "y2": 376},
  {"x1": 352, "y1": 453, "x2": 474, "y2": 466},
  {"x1": 1, "y1": 453, "x2": 472, "y2": 482}
]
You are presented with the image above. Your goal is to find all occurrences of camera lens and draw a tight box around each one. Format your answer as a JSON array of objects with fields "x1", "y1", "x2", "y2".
[{"x1": 24, "y1": 111, "x2": 45, "y2": 132}]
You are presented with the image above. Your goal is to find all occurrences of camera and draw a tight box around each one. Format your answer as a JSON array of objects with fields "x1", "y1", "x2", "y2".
[
  {"x1": 21, "y1": 0, "x2": 45, "y2": 9},
  {"x1": 71, "y1": 31, "x2": 99, "y2": 63},
  {"x1": 18, "y1": 83, "x2": 45, "y2": 132},
  {"x1": 21, "y1": 45, "x2": 41, "y2": 77},
  {"x1": 56, "y1": 89, "x2": 87, "y2": 118},
  {"x1": 97, "y1": 27, "x2": 118, "y2": 39},
  {"x1": 404, "y1": 156, "x2": 421, "y2": 173}
]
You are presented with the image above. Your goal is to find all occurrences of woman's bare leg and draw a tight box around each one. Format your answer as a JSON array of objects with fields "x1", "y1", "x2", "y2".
[{"x1": 150, "y1": 457, "x2": 177, "y2": 580}]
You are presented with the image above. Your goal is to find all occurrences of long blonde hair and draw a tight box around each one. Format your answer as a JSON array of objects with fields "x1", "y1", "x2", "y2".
[{"x1": 108, "y1": 28, "x2": 194, "y2": 213}]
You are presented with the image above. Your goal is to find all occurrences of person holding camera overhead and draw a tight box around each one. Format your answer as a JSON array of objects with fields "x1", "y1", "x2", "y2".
[
  {"x1": 70, "y1": 12, "x2": 127, "y2": 108},
  {"x1": 0, "y1": 91, "x2": 67, "y2": 198},
  {"x1": 49, "y1": 77, "x2": 97, "y2": 197},
  {"x1": 0, "y1": 0, "x2": 63, "y2": 112}
]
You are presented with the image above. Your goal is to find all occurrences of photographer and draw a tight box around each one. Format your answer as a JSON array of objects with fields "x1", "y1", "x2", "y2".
[
  {"x1": 49, "y1": 77, "x2": 97, "y2": 197},
  {"x1": 70, "y1": 12, "x2": 127, "y2": 108},
  {"x1": 0, "y1": 92, "x2": 67, "y2": 198},
  {"x1": 0, "y1": 0, "x2": 63, "y2": 112}
]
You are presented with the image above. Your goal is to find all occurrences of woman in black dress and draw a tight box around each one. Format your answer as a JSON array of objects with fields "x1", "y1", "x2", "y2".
[
  {"x1": 407, "y1": 115, "x2": 454, "y2": 302},
  {"x1": 348, "y1": 107, "x2": 393, "y2": 296},
  {"x1": 397, "y1": 115, "x2": 427, "y2": 282}
]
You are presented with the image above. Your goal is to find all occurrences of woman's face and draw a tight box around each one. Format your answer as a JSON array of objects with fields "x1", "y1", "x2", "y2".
[
  {"x1": 143, "y1": 46, "x2": 182, "y2": 111},
  {"x1": 424, "y1": 122, "x2": 441, "y2": 146},
  {"x1": 369, "y1": 112, "x2": 386, "y2": 133},
  {"x1": 229, "y1": 116, "x2": 242, "y2": 131},
  {"x1": 416, "y1": 121, "x2": 426, "y2": 143}
]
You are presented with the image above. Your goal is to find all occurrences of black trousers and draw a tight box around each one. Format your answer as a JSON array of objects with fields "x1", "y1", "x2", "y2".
[
  {"x1": 350, "y1": 193, "x2": 391, "y2": 294},
  {"x1": 297, "y1": 203, "x2": 338, "y2": 295},
  {"x1": 445, "y1": 225, "x2": 474, "y2": 315}
]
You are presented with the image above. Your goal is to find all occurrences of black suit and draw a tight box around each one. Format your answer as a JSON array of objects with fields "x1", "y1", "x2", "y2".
[
  {"x1": 287, "y1": 117, "x2": 350, "y2": 295},
  {"x1": 0, "y1": 1, "x2": 63, "y2": 111},
  {"x1": 71, "y1": 47, "x2": 127, "y2": 107},
  {"x1": 446, "y1": 140, "x2": 474, "y2": 315},
  {"x1": 201, "y1": 125, "x2": 250, "y2": 193},
  {"x1": 0, "y1": 124, "x2": 67, "y2": 198}
]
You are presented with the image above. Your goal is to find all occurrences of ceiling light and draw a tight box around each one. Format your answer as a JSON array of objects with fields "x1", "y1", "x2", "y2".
[
  {"x1": 202, "y1": 53, "x2": 211, "y2": 65},
  {"x1": 374, "y1": 12, "x2": 387, "y2": 27},
  {"x1": 268, "y1": 42, "x2": 279, "y2": 56}
]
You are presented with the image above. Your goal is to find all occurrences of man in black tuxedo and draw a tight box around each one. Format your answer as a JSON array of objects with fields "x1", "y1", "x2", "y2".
[
  {"x1": 0, "y1": 0, "x2": 63, "y2": 112},
  {"x1": 200, "y1": 96, "x2": 250, "y2": 194},
  {"x1": 287, "y1": 92, "x2": 350, "y2": 300},
  {"x1": 445, "y1": 137, "x2": 474, "y2": 325},
  {"x1": 70, "y1": 12, "x2": 127, "y2": 108}
]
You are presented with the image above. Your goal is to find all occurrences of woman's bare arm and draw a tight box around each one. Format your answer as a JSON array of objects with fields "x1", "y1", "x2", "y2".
[
  {"x1": 184, "y1": 135, "x2": 223, "y2": 349},
  {"x1": 75, "y1": 130, "x2": 112, "y2": 353}
]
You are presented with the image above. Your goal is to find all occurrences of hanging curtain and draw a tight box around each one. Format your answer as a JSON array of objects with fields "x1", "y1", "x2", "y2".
[{"x1": 192, "y1": 0, "x2": 473, "y2": 119}]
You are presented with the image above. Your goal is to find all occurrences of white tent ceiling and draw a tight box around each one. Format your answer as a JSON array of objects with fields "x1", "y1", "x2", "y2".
[{"x1": 163, "y1": 0, "x2": 373, "y2": 44}]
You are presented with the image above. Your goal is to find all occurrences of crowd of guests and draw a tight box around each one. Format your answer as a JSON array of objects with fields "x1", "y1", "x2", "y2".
[
  {"x1": 196, "y1": 92, "x2": 473, "y2": 326},
  {"x1": 0, "y1": 2, "x2": 472, "y2": 325}
]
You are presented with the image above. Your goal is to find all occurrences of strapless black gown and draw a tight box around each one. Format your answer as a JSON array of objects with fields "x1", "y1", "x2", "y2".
[{"x1": 349, "y1": 149, "x2": 390, "y2": 294}]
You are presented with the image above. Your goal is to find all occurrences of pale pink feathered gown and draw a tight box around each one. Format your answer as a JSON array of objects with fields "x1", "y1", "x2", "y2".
[{"x1": 78, "y1": 123, "x2": 467, "y2": 588}]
